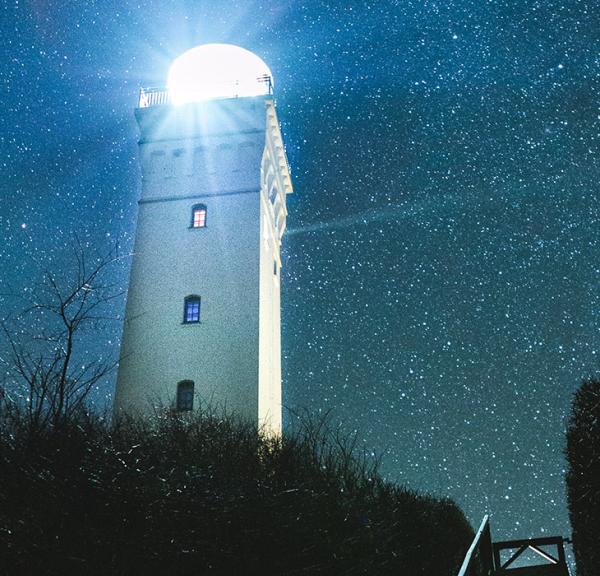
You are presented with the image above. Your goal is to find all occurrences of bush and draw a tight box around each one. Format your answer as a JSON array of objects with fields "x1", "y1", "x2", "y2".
[
  {"x1": 566, "y1": 379, "x2": 600, "y2": 576},
  {"x1": 0, "y1": 407, "x2": 473, "y2": 575}
]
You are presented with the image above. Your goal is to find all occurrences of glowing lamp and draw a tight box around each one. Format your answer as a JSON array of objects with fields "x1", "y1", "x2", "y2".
[{"x1": 167, "y1": 44, "x2": 273, "y2": 105}]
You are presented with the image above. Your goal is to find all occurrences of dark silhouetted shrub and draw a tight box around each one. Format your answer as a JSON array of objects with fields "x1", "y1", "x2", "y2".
[
  {"x1": 566, "y1": 378, "x2": 600, "y2": 576},
  {"x1": 0, "y1": 407, "x2": 473, "y2": 575}
]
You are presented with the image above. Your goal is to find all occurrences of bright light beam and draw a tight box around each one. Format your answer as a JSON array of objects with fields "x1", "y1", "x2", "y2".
[{"x1": 167, "y1": 43, "x2": 273, "y2": 105}]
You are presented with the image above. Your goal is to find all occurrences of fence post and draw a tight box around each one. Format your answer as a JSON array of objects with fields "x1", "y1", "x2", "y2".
[{"x1": 457, "y1": 515, "x2": 493, "y2": 576}]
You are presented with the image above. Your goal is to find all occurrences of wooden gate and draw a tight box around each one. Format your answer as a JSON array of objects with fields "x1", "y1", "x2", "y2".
[
  {"x1": 493, "y1": 537, "x2": 570, "y2": 575},
  {"x1": 457, "y1": 516, "x2": 570, "y2": 576}
]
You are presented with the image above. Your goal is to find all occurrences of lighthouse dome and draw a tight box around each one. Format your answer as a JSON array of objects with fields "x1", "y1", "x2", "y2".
[{"x1": 167, "y1": 44, "x2": 273, "y2": 105}]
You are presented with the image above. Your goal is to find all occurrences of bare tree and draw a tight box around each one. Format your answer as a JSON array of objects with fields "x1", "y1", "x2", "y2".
[{"x1": 1, "y1": 241, "x2": 124, "y2": 428}]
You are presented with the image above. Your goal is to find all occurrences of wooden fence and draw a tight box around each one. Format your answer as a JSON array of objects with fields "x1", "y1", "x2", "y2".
[{"x1": 457, "y1": 516, "x2": 570, "y2": 576}]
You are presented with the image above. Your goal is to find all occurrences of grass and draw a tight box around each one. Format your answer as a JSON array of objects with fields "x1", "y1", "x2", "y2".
[{"x1": 0, "y1": 406, "x2": 473, "y2": 575}]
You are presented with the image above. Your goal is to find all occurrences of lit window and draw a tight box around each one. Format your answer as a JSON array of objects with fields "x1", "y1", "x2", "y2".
[
  {"x1": 184, "y1": 295, "x2": 201, "y2": 323},
  {"x1": 176, "y1": 380, "x2": 194, "y2": 411},
  {"x1": 191, "y1": 204, "x2": 207, "y2": 228}
]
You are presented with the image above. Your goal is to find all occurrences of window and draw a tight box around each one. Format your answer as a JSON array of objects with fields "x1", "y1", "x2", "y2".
[
  {"x1": 273, "y1": 260, "x2": 278, "y2": 276},
  {"x1": 176, "y1": 380, "x2": 194, "y2": 411},
  {"x1": 269, "y1": 185, "x2": 277, "y2": 204},
  {"x1": 191, "y1": 204, "x2": 207, "y2": 228},
  {"x1": 184, "y1": 295, "x2": 201, "y2": 323}
]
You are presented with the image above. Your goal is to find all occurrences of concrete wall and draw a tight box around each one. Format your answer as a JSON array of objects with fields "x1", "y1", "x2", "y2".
[
  {"x1": 115, "y1": 191, "x2": 261, "y2": 420},
  {"x1": 114, "y1": 96, "x2": 291, "y2": 431},
  {"x1": 258, "y1": 164, "x2": 281, "y2": 432},
  {"x1": 115, "y1": 97, "x2": 269, "y2": 423}
]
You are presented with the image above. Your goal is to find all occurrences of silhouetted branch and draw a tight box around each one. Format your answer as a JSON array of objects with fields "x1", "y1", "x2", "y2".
[{"x1": 0, "y1": 241, "x2": 126, "y2": 428}]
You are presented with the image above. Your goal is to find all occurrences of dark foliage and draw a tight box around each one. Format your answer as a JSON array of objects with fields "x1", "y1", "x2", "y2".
[
  {"x1": 565, "y1": 379, "x2": 600, "y2": 576},
  {"x1": 0, "y1": 407, "x2": 473, "y2": 576}
]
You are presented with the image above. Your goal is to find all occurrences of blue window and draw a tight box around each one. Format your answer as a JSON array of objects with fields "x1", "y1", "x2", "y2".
[
  {"x1": 176, "y1": 380, "x2": 194, "y2": 411},
  {"x1": 184, "y1": 295, "x2": 201, "y2": 323}
]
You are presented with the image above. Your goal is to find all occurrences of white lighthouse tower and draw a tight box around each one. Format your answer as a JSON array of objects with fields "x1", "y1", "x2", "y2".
[{"x1": 114, "y1": 44, "x2": 293, "y2": 434}]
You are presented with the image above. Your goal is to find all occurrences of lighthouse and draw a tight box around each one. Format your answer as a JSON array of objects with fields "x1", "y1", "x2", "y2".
[{"x1": 114, "y1": 44, "x2": 293, "y2": 434}]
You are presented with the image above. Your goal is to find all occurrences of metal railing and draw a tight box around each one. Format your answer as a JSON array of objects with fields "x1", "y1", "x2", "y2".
[
  {"x1": 137, "y1": 74, "x2": 273, "y2": 108},
  {"x1": 138, "y1": 87, "x2": 171, "y2": 108}
]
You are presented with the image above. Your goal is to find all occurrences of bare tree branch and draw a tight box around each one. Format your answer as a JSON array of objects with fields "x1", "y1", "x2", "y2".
[{"x1": 0, "y1": 241, "x2": 126, "y2": 428}]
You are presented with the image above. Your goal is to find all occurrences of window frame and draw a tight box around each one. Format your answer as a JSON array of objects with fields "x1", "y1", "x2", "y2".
[
  {"x1": 183, "y1": 295, "x2": 201, "y2": 324},
  {"x1": 190, "y1": 203, "x2": 207, "y2": 229},
  {"x1": 176, "y1": 380, "x2": 194, "y2": 412}
]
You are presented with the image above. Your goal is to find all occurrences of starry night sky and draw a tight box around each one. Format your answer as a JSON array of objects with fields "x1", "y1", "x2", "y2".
[{"x1": 1, "y1": 0, "x2": 599, "y2": 552}]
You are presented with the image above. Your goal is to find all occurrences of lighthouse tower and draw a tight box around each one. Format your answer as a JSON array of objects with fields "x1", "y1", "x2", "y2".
[{"x1": 114, "y1": 45, "x2": 293, "y2": 434}]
